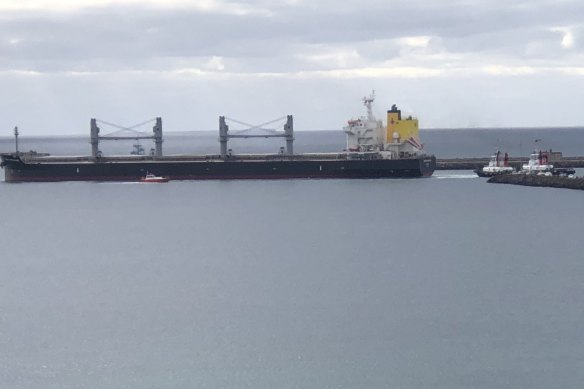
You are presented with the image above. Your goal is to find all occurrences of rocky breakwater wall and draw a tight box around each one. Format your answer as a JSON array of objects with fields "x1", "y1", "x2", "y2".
[
  {"x1": 436, "y1": 156, "x2": 584, "y2": 170},
  {"x1": 488, "y1": 174, "x2": 584, "y2": 190}
]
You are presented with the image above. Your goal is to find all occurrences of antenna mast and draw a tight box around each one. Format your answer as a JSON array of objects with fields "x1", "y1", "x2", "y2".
[
  {"x1": 14, "y1": 126, "x2": 19, "y2": 155},
  {"x1": 363, "y1": 90, "x2": 376, "y2": 121}
]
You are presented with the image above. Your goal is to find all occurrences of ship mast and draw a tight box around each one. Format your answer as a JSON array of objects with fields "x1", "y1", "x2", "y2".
[
  {"x1": 363, "y1": 90, "x2": 376, "y2": 122},
  {"x1": 14, "y1": 126, "x2": 19, "y2": 155}
]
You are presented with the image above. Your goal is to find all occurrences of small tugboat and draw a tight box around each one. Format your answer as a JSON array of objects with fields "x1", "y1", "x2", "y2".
[
  {"x1": 519, "y1": 150, "x2": 577, "y2": 176},
  {"x1": 520, "y1": 150, "x2": 555, "y2": 175},
  {"x1": 475, "y1": 150, "x2": 514, "y2": 177},
  {"x1": 140, "y1": 172, "x2": 169, "y2": 183}
]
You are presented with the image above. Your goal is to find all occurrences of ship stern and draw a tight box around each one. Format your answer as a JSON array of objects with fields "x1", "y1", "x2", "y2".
[{"x1": 419, "y1": 155, "x2": 436, "y2": 177}]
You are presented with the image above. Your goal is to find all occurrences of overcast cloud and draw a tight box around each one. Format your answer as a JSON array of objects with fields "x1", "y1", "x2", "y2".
[{"x1": 1, "y1": 0, "x2": 583, "y2": 134}]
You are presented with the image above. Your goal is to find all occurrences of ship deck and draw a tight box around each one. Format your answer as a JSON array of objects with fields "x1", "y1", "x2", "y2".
[
  {"x1": 3, "y1": 153, "x2": 583, "y2": 169},
  {"x1": 0, "y1": 152, "x2": 389, "y2": 164}
]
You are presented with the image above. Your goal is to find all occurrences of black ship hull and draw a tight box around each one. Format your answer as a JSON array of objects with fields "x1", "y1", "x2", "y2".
[{"x1": 1, "y1": 155, "x2": 436, "y2": 182}]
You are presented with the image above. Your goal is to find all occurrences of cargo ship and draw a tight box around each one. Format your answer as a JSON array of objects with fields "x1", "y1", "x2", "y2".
[{"x1": 1, "y1": 93, "x2": 435, "y2": 182}]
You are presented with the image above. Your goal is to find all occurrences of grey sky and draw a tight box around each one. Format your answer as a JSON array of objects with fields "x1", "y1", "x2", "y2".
[{"x1": 1, "y1": 0, "x2": 583, "y2": 135}]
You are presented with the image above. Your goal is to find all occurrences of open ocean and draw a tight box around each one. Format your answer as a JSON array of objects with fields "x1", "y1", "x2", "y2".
[{"x1": 1, "y1": 128, "x2": 583, "y2": 388}]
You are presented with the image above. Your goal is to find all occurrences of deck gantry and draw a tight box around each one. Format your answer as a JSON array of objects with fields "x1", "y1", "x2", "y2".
[
  {"x1": 219, "y1": 115, "x2": 294, "y2": 159},
  {"x1": 90, "y1": 117, "x2": 163, "y2": 158}
]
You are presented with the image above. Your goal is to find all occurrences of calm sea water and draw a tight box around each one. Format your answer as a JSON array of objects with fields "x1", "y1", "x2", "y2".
[{"x1": 1, "y1": 131, "x2": 583, "y2": 388}]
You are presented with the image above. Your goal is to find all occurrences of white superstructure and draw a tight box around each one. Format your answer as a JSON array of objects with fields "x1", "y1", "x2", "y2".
[
  {"x1": 480, "y1": 151, "x2": 514, "y2": 175},
  {"x1": 343, "y1": 92, "x2": 385, "y2": 152},
  {"x1": 343, "y1": 91, "x2": 424, "y2": 159},
  {"x1": 521, "y1": 150, "x2": 554, "y2": 174}
]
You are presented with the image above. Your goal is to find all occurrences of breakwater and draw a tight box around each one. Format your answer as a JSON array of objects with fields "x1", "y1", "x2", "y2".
[
  {"x1": 487, "y1": 174, "x2": 584, "y2": 190},
  {"x1": 436, "y1": 157, "x2": 584, "y2": 170}
]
